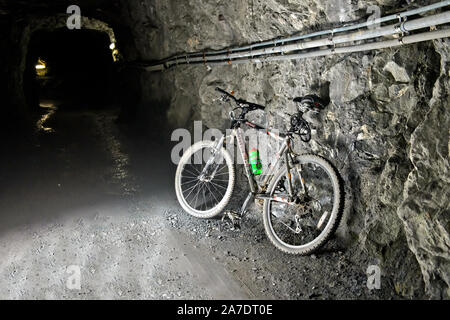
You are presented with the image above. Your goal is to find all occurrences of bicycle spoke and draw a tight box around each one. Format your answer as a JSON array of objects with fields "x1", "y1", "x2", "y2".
[
  {"x1": 189, "y1": 164, "x2": 202, "y2": 174},
  {"x1": 209, "y1": 180, "x2": 225, "y2": 198},
  {"x1": 202, "y1": 186, "x2": 208, "y2": 210},
  {"x1": 271, "y1": 212, "x2": 297, "y2": 234},
  {"x1": 183, "y1": 180, "x2": 202, "y2": 200},
  {"x1": 204, "y1": 182, "x2": 220, "y2": 207},
  {"x1": 214, "y1": 165, "x2": 228, "y2": 175},
  {"x1": 181, "y1": 178, "x2": 198, "y2": 185},
  {"x1": 209, "y1": 180, "x2": 227, "y2": 190},
  {"x1": 192, "y1": 182, "x2": 203, "y2": 209},
  {"x1": 213, "y1": 172, "x2": 230, "y2": 176},
  {"x1": 182, "y1": 168, "x2": 199, "y2": 177}
]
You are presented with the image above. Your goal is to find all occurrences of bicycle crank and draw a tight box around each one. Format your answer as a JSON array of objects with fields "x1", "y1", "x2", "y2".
[{"x1": 221, "y1": 210, "x2": 242, "y2": 230}]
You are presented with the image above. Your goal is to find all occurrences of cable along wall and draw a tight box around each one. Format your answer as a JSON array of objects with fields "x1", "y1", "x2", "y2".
[{"x1": 136, "y1": 1, "x2": 450, "y2": 72}]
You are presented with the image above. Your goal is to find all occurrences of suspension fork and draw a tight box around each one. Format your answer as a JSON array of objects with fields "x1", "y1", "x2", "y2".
[{"x1": 201, "y1": 135, "x2": 225, "y2": 176}]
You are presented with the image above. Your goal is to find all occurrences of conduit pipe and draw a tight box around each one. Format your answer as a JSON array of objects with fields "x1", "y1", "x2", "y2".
[
  {"x1": 163, "y1": 11, "x2": 450, "y2": 65},
  {"x1": 164, "y1": 0, "x2": 450, "y2": 61},
  {"x1": 140, "y1": 4, "x2": 450, "y2": 72},
  {"x1": 204, "y1": 28, "x2": 450, "y2": 66},
  {"x1": 143, "y1": 28, "x2": 450, "y2": 71}
]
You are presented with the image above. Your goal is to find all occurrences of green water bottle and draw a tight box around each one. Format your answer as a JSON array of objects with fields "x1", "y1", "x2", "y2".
[{"x1": 249, "y1": 148, "x2": 262, "y2": 175}]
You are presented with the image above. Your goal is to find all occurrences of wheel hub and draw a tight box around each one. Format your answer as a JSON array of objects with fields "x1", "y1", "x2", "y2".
[{"x1": 198, "y1": 174, "x2": 212, "y2": 182}]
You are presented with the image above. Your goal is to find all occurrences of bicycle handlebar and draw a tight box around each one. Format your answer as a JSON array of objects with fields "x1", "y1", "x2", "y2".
[
  {"x1": 216, "y1": 87, "x2": 265, "y2": 111},
  {"x1": 216, "y1": 87, "x2": 310, "y2": 141}
]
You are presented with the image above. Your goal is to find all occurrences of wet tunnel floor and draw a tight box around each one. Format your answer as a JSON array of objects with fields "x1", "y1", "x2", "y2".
[{"x1": 0, "y1": 102, "x2": 393, "y2": 299}]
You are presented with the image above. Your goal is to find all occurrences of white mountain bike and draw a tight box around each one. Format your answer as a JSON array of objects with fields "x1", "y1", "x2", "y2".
[{"x1": 175, "y1": 87, "x2": 343, "y2": 255}]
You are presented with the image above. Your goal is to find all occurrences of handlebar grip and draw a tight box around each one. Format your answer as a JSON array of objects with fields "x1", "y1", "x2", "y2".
[
  {"x1": 215, "y1": 87, "x2": 226, "y2": 94},
  {"x1": 216, "y1": 87, "x2": 239, "y2": 105},
  {"x1": 216, "y1": 87, "x2": 233, "y2": 97},
  {"x1": 247, "y1": 102, "x2": 265, "y2": 111},
  {"x1": 216, "y1": 87, "x2": 265, "y2": 110}
]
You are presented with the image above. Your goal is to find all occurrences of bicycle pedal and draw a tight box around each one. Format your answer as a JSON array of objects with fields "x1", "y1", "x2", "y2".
[
  {"x1": 240, "y1": 210, "x2": 249, "y2": 218},
  {"x1": 222, "y1": 210, "x2": 241, "y2": 230},
  {"x1": 222, "y1": 210, "x2": 241, "y2": 222}
]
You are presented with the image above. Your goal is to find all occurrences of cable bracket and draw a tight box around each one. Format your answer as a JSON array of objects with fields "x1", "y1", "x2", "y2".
[
  {"x1": 395, "y1": 14, "x2": 408, "y2": 44},
  {"x1": 329, "y1": 30, "x2": 336, "y2": 53}
]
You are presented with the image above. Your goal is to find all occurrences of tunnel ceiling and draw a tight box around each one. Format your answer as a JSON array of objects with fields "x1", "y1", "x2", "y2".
[
  {"x1": 0, "y1": 0, "x2": 136, "y2": 57},
  {"x1": 0, "y1": 0, "x2": 115, "y2": 14},
  {"x1": 0, "y1": 0, "x2": 122, "y2": 25}
]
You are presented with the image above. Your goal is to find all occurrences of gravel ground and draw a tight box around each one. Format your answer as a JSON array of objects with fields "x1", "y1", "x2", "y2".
[{"x1": 0, "y1": 103, "x2": 399, "y2": 299}]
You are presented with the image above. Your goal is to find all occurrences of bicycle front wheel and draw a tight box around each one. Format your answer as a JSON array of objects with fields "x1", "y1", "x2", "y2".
[
  {"x1": 263, "y1": 154, "x2": 343, "y2": 255},
  {"x1": 175, "y1": 140, "x2": 235, "y2": 218}
]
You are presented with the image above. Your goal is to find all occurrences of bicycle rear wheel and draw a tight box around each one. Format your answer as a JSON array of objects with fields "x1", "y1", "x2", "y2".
[
  {"x1": 175, "y1": 140, "x2": 235, "y2": 218},
  {"x1": 263, "y1": 154, "x2": 343, "y2": 255}
]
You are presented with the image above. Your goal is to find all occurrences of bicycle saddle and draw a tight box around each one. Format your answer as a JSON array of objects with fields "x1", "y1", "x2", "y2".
[{"x1": 293, "y1": 95, "x2": 327, "y2": 110}]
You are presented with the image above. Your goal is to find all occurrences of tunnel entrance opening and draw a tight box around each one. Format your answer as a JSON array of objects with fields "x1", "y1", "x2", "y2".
[{"x1": 24, "y1": 28, "x2": 115, "y2": 113}]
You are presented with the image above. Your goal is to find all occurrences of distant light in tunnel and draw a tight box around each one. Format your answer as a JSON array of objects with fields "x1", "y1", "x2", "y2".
[
  {"x1": 35, "y1": 58, "x2": 48, "y2": 77},
  {"x1": 109, "y1": 42, "x2": 120, "y2": 62}
]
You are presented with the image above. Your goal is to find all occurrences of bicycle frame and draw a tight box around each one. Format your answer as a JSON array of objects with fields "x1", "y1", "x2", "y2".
[{"x1": 224, "y1": 120, "x2": 305, "y2": 207}]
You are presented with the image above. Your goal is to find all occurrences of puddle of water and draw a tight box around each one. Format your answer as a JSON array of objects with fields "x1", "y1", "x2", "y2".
[
  {"x1": 95, "y1": 115, "x2": 138, "y2": 196},
  {"x1": 36, "y1": 102, "x2": 57, "y2": 133}
]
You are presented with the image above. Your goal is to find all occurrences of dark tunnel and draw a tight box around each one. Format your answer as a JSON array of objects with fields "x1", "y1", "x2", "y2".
[
  {"x1": 25, "y1": 29, "x2": 114, "y2": 109},
  {"x1": 0, "y1": 2, "x2": 175, "y2": 263}
]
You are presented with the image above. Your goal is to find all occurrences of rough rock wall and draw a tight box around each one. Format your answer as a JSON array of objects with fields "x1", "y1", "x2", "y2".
[
  {"x1": 121, "y1": 0, "x2": 449, "y2": 298},
  {"x1": 0, "y1": 18, "x2": 10, "y2": 120},
  {"x1": 397, "y1": 40, "x2": 449, "y2": 299}
]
